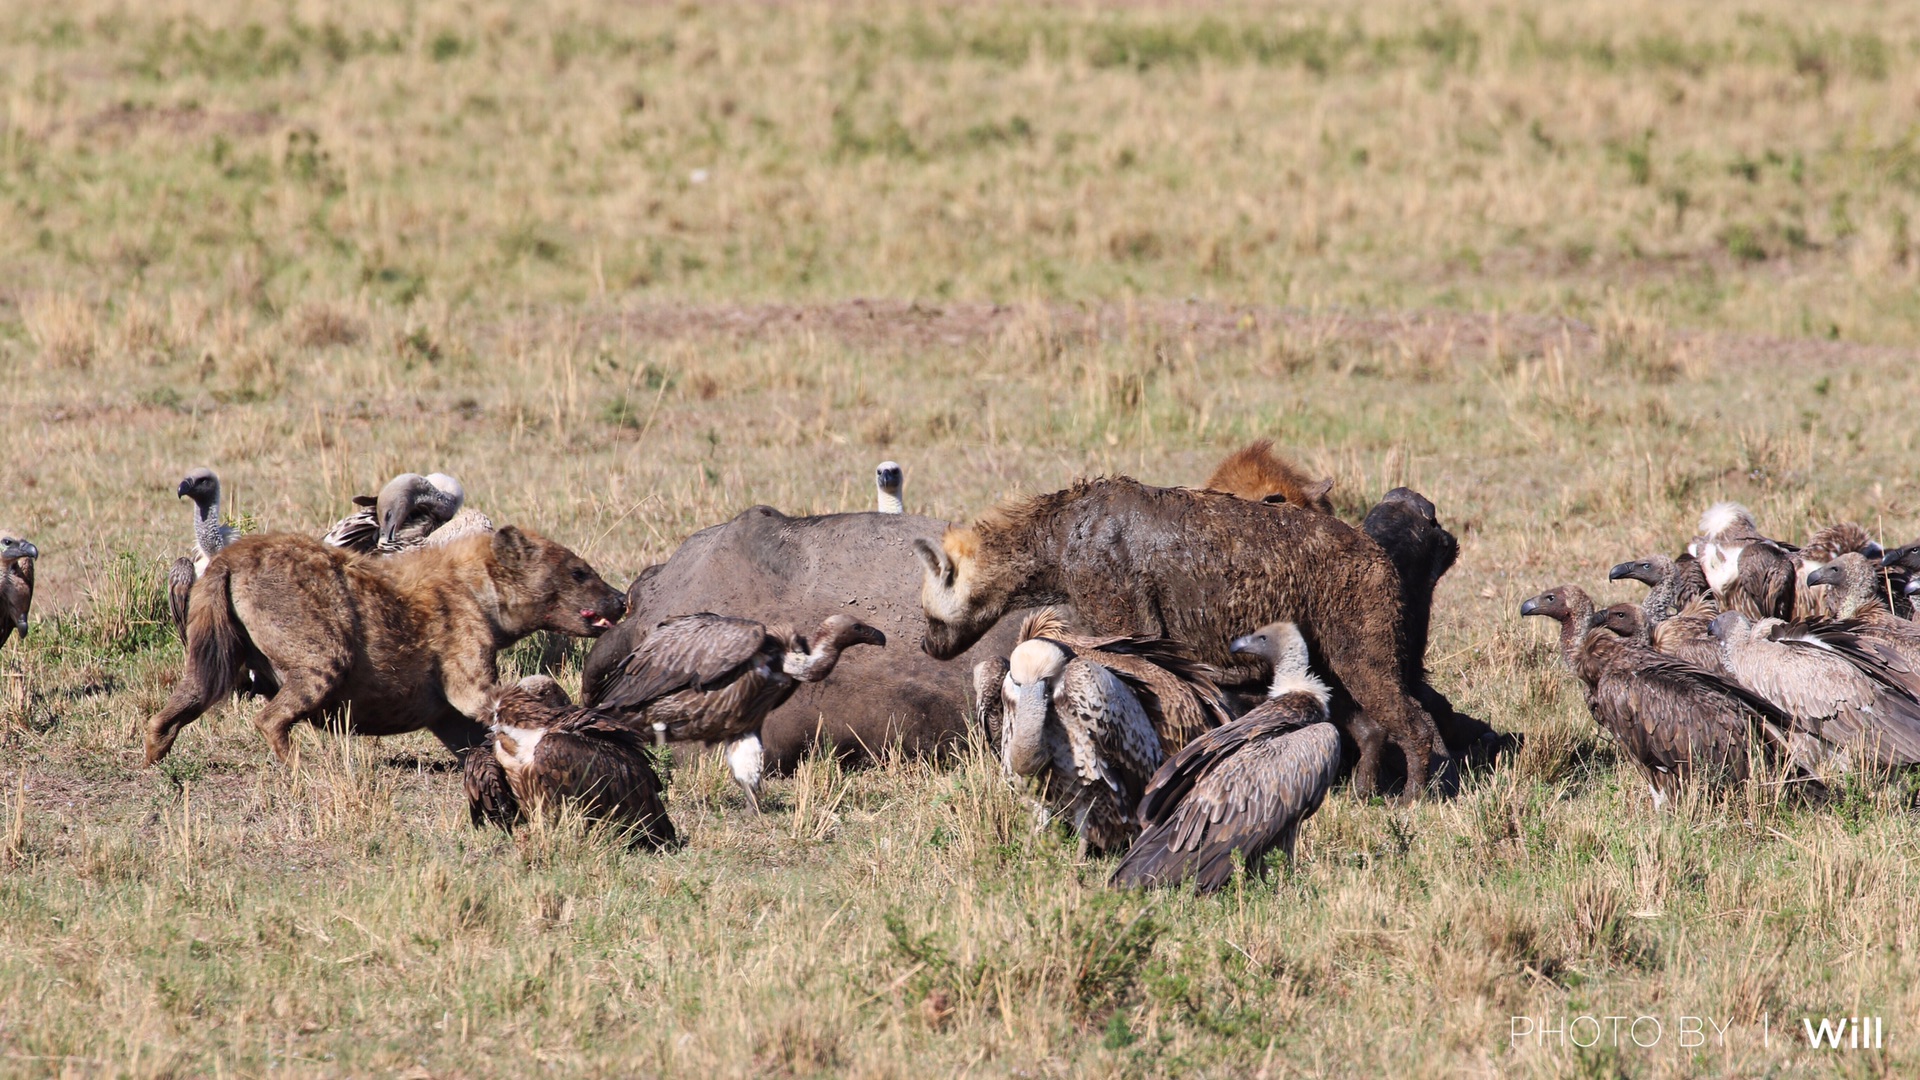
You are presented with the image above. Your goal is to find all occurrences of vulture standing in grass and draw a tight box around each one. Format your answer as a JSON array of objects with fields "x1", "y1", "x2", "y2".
[
  {"x1": 1518, "y1": 585, "x2": 1601, "y2": 702},
  {"x1": 1796, "y1": 522, "x2": 1883, "y2": 619},
  {"x1": 582, "y1": 612, "x2": 886, "y2": 810},
  {"x1": 875, "y1": 461, "x2": 905, "y2": 514},
  {"x1": 462, "y1": 676, "x2": 676, "y2": 849},
  {"x1": 1709, "y1": 610, "x2": 1920, "y2": 773},
  {"x1": 169, "y1": 469, "x2": 241, "y2": 641},
  {"x1": 1583, "y1": 604, "x2": 1795, "y2": 807},
  {"x1": 989, "y1": 631, "x2": 1165, "y2": 855},
  {"x1": 1608, "y1": 556, "x2": 1726, "y2": 675},
  {"x1": 323, "y1": 473, "x2": 492, "y2": 554},
  {"x1": 1798, "y1": 553, "x2": 1920, "y2": 692},
  {"x1": 973, "y1": 607, "x2": 1230, "y2": 759},
  {"x1": 0, "y1": 536, "x2": 37, "y2": 646},
  {"x1": 1688, "y1": 503, "x2": 1797, "y2": 621},
  {"x1": 1110, "y1": 621, "x2": 1342, "y2": 893}
]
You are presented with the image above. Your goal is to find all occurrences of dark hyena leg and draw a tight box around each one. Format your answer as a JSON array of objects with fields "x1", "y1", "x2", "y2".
[
  {"x1": 146, "y1": 681, "x2": 218, "y2": 765},
  {"x1": 1317, "y1": 618, "x2": 1445, "y2": 799},
  {"x1": 250, "y1": 675, "x2": 339, "y2": 764},
  {"x1": 428, "y1": 713, "x2": 488, "y2": 754},
  {"x1": 1345, "y1": 708, "x2": 1387, "y2": 798}
]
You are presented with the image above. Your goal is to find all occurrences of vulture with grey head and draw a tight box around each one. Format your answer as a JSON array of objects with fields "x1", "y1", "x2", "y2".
[
  {"x1": 973, "y1": 607, "x2": 1231, "y2": 760},
  {"x1": 1688, "y1": 503, "x2": 1797, "y2": 621},
  {"x1": 1796, "y1": 521, "x2": 1884, "y2": 619},
  {"x1": 462, "y1": 676, "x2": 676, "y2": 849},
  {"x1": 1794, "y1": 553, "x2": 1920, "y2": 696},
  {"x1": 1110, "y1": 621, "x2": 1342, "y2": 893},
  {"x1": 1518, "y1": 585, "x2": 1601, "y2": 704},
  {"x1": 989, "y1": 630, "x2": 1165, "y2": 856},
  {"x1": 1607, "y1": 555, "x2": 1726, "y2": 675},
  {"x1": 1709, "y1": 610, "x2": 1920, "y2": 774},
  {"x1": 875, "y1": 461, "x2": 905, "y2": 514},
  {"x1": 582, "y1": 612, "x2": 886, "y2": 810},
  {"x1": 169, "y1": 468, "x2": 241, "y2": 641},
  {"x1": 323, "y1": 473, "x2": 492, "y2": 555},
  {"x1": 1878, "y1": 541, "x2": 1920, "y2": 617},
  {"x1": 0, "y1": 536, "x2": 37, "y2": 646}
]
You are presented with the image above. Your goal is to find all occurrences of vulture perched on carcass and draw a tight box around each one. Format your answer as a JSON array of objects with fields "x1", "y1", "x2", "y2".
[
  {"x1": 169, "y1": 468, "x2": 241, "y2": 641},
  {"x1": 323, "y1": 473, "x2": 492, "y2": 555},
  {"x1": 462, "y1": 676, "x2": 676, "y2": 849},
  {"x1": 1709, "y1": 610, "x2": 1920, "y2": 774},
  {"x1": 875, "y1": 461, "x2": 904, "y2": 514},
  {"x1": 582, "y1": 612, "x2": 886, "y2": 810},
  {"x1": 971, "y1": 607, "x2": 1230, "y2": 760},
  {"x1": 988, "y1": 630, "x2": 1165, "y2": 856},
  {"x1": 1583, "y1": 604, "x2": 1795, "y2": 806},
  {"x1": 1688, "y1": 503, "x2": 1797, "y2": 621},
  {"x1": 1110, "y1": 621, "x2": 1342, "y2": 893},
  {"x1": 0, "y1": 536, "x2": 37, "y2": 646}
]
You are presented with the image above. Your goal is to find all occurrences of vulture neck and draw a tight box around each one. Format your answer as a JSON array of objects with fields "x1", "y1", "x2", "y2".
[
  {"x1": 192, "y1": 493, "x2": 226, "y2": 558},
  {"x1": 1556, "y1": 596, "x2": 1595, "y2": 674},
  {"x1": 876, "y1": 488, "x2": 904, "y2": 514},
  {"x1": 783, "y1": 634, "x2": 849, "y2": 682}
]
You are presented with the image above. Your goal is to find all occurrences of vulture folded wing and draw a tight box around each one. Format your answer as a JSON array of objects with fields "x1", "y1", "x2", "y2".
[
  {"x1": 464, "y1": 742, "x2": 520, "y2": 829},
  {"x1": 972, "y1": 655, "x2": 1009, "y2": 753},
  {"x1": 1058, "y1": 660, "x2": 1162, "y2": 807},
  {"x1": 595, "y1": 614, "x2": 772, "y2": 712},
  {"x1": 1611, "y1": 663, "x2": 1751, "y2": 783},
  {"x1": 1091, "y1": 650, "x2": 1230, "y2": 753},
  {"x1": 1136, "y1": 694, "x2": 1321, "y2": 825},
  {"x1": 167, "y1": 556, "x2": 196, "y2": 642},
  {"x1": 1738, "y1": 627, "x2": 1920, "y2": 768},
  {"x1": 321, "y1": 496, "x2": 381, "y2": 552},
  {"x1": 540, "y1": 712, "x2": 677, "y2": 848}
]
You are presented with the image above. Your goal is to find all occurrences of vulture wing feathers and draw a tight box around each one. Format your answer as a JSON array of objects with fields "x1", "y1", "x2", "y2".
[
  {"x1": 464, "y1": 746, "x2": 519, "y2": 829},
  {"x1": 321, "y1": 496, "x2": 382, "y2": 553},
  {"x1": 167, "y1": 556, "x2": 196, "y2": 642},
  {"x1": 594, "y1": 613, "x2": 775, "y2": 713}
]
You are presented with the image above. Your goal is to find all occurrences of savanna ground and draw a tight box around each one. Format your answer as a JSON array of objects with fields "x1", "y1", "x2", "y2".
[{"x1": 2, "y1": 0, "x2": 1919, "y2": 1075}]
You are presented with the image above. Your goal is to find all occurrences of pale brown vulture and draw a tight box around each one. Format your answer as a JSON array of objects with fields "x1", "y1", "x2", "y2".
[
  {"x1": 0, "y1": 537, "x2": 37, "y2": 646},
  {"x1": 1519, "y1": 585, "x2": 1600, "y2": 699},
  {"x1": 1796, "y1": 553, "x2": 1920, "y2": 695},
  {"x1": 875, "y1": 461, "x2": 904, "y2": 514},
  {"x1": 1688, "y1": 503, "x2": 1796, "y2": 621},
  {"x1": 1584, "y1": 606, "x2": 1794, "y2": 807},
  {"x1": 976, "y1": 607, "x2": 1231, "y2": 757},
  {"x1": 169, "y1": 468, "x2": 241, "y2": 640},
  {"x1": 323, "y1": 473, "x2": 492, "y2": 555},
  {"x1": 991, "y1": 633, "x2": 1165, "y2": 856},
  {"x1": 1110, "y1": 621, "x2": 1342, "y2": 892},
  {"x1": 1710, "y1": 611, "x2": 1920, "y2": 773},
  {"x1": 462, "y1": 676, "x2": 676, "y2": 849},
  {"x1": 1609, "y1": 553, "x2": 1710, "y2": 629},
  {"x1": 582, "y1": 612, "x2": 886, "y2": 809}
]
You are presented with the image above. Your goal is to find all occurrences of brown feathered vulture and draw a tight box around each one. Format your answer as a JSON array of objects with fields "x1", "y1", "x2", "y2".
[
  {"x1": 1710, "y1": 610, "x2": 1920, "y2": 774},
  {"x1": 323, "y1": 473, "x2": 492, "y2": 555},
  {"x1": 977, "y1": 607, "x2": 1231, "y2": 757},
  {"x1": 1609, "y1": 553, "x2": 1710, "y2": 629},
  {"x1": 1519, "y1": 585, "x2": 1600, "y2": 701},
  {"x1": 582, "y1": 612, "x2": 885, "y2": 810},
  {"x1": 1796, "y1": 522, "x2": 1883, "y2": 619},
  {"x1": 0, "y1": 537, "x2": 37, "y2": 646},
  {"x1": 1583, "y1": 606, "x2": 1794, "y2": 807},
  {"x1": 169, "y1": 469, "x2": 241, "y2": 641},
  {"x1": 1110, "y1": 621, "x2": 1341, "y2": 892},
  {"x1": 1794, "y1": 553, "x2": 1920, "y2": 696},
  {"x1": 991, "y1": 631, "x2": 1165, "y2": 856},
  {"x1": 1688, "y1": 503, "x2": 1797, "y2": 621},
  {"x1": 462, "y1": 676, "x2": 676, "y2": 848}
]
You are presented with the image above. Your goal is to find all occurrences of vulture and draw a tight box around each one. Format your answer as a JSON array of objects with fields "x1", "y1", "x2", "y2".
[
  {"x1": 1709, "y1": 611, "x2": 1920, "y2": 773},
  {"x1": 582, "y1": 612, "x2": 886, "y2": 809},
  {"x1": 462, "y1": 676, "x2": 676, "y2": 849},
  {"x1": 973, "y1": 608, "x2": 1231, "y2": 759},
  {"x1": 0, "y1": 536, "x2": 37, "y2": 646},
  {"x1": 991, "y1": 632, "x2": 1165, "y2": 856},
  {"x1": 1110, "y1": 621, "x2": 1342, "y2": 893},
  {"x1": 1796, "y1": 521, "x2": 1884, "y2": 619},
  {"x1": 1583, "y1": 605, "x2": 1794, "y2": 806},
  {"x1": 1877, "y1": 541, "x2": 1920, "y2": 618},
  {"x1": 1797, "y1": 553, "x2": 1920, "y2": 693},
  {"x1": 875, "y1": 461, "x2": 904, "y2": 514},
  {"x1": 169, "y1": 468, "x2": 241, "y2": 640},
  {"x1": 1518, "y1": 585, "x2": 1600, "y2": 700},
  {"x1": 1607, "y1": 557, "x2": 1726, "y2": 674},
  {"x1": 323, "y1": 473, "x2": 492, "y2": 554},
  {"x1": 1688, "y1": 503, "x2": 1797, "y2": 621}
]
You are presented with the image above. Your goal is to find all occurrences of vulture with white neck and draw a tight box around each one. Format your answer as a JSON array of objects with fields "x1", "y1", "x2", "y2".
[
  {"x1": 1688, "y1": 503, "x2": 1797, "y2": 621},
  {"x1": 323, "y1": 473, "x2": 492, "y2": 555},
  {"x1": 169, "y1": 468, "x2": 241, "y2": 641},
  {"x1": 875, "y1": 461, "x2": 905, "y2": 514}
]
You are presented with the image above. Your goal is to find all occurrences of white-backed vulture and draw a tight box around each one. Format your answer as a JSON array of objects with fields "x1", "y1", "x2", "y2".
[
  {"x1": 0, "y1": 537, "x2": 37, "y2": 646},
  {"x1": 994, "y1": 633, "x2": 1163, "y2": 856},
  {"x1": 1519, "y1": 585, "x2": 1600, "y2": 701},
  {"x1": 1709, "y1": 611, "x2": 1920, "y2": 773},
  {"x1": 323, "y1": 473, "x2": 492, "y2": 555},
  {"x1": 582, "y1": 612, "x2": 886, "y2": 809},
  {"x1": 984, "y1": 607, "x2": 1232, "y2": 756},
  {"x1": 1688, "y1": 503, "x2": 1796, "y2": 621},
  {"x1": 1584, "y1": 605, "x2": 1794, "y2": 807},
  {"x1": 1609, "y1": 553, "x2": 1710, "y2": 629},
  {"x1": 875, "y1": 461, "x2": 904, "y2": 514},
  {"x1": 170, "y1": 468, "x2": 241, "y2": 641},
  {"x1": 1796, "y1": 553, "x2": 1920, "y2": 694},
  {"x1": 1796, "y1": 522, "x2": 1883, "y2": 619},
  {"x1": 462, "y1": 676, "x2": 676, "y2": 849},
  {"x1": 1110, "y1": 621, "x2": 1341, "y2": 892}
]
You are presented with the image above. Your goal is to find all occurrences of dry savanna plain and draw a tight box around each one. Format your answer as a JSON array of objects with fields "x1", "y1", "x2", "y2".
[{"x1": 4, "y1": 0, "x2": 1920, "y2": 1076}]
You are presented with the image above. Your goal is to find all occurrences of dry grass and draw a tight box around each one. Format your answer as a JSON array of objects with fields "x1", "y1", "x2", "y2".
[{"x1": 2, "y1": 1, "x2": 1919, "y2": 1076}]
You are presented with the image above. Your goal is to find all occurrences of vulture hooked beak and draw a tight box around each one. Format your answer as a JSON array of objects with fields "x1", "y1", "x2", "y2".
[
  {"x1": 851, "y1": 624, "x2": 888, "y2": 648},
  {"x1": 1608, "y1": 560, "x2": 1657, "y2": 584},
  {"x1": 1882, "y1": 544, "x2": 1920, "y2": 571},
  {"x1": 1804, "y1": 564, "x2": 1844, "y2": 589},
  {"x1": 1586, "y1": 610, "x2": 1608, "y2": 629},
  {"x1": 1228, "y1": 631, "x2": 1262, "y2": 656},
  {"x1": 1, "y1": 539, "x2": 37, "y2": 562},
  {"x1": 176, "y1": 478, "x2": 192, "y2": 499},
  {"x1": 1518, "y1": 597, "x2": 1543, "y2": 617},
  {"x1": 1862, "y1": 541, "x2": 1885, "y2": 561}
]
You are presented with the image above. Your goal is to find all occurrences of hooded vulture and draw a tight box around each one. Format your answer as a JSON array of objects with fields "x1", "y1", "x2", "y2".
[
  {"x1": 1110, "y1": 621, "x2": 1342, "y2": 892},
  {"x1": 1688, "y1": 503, "x2": 1797, "y2": 621},
  {"x1": 462, "y1": 676, "x2": 676, "y2": 849},
  {"x1": 1709, "y1": 611, "x2": 1920, "y2": 774},
  {"x1": 875, "y1": 461, "x2": 904, "y2": 514},
  {"x1": 582, "y1": 612, "x2": 886, "y2": 810},
  {"x1": 974, "y1": 607, "x2": 1231, "y2": 758},
  {"x1": 169, "y1": 468, "x2": 242, "y2": 641},
  {"x1": 991, "y1": 632, "x2": 1164, "y2": 856},
  {"x1": 0, "y1": 537, "x2": 37, "y2": 646},
  {"x1": 323, "y1": 473, "x2": 493, "y2": 555},
  {"x1": 1583, "y1": 606, "x2": 1795, "y2": 806}
]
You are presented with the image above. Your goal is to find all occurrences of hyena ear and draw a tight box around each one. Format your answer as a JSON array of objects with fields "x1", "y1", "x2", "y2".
[
  {"x1": 491, "y1": 526, "x2": 535, "y2": 566},
  {"x1": 1304, "y1": 478, "x2": 1334, "y2": 502},
  {"x1": 912, "y1": 537, "x2": 954, "y2": 585}
]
